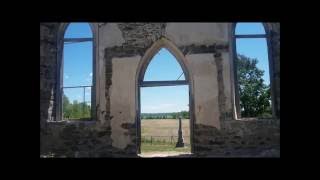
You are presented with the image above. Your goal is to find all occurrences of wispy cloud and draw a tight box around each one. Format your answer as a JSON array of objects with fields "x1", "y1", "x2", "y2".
[
  {"x1": 85, "y1": 73, "x2": 93, "y2": 82},
  {"x1": 147, "y1": 103, "x2": 175, "y2": 110},
  {"x1": 142, "y1": 103, "x2": 176, "y2": 112},
  {"x1": 142, "y1": 103, "x2": 189, "y2": 113}
]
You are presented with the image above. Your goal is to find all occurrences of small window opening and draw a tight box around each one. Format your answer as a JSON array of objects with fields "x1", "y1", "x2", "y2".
[
  {"x1": 235, "y1": 23, "x2": 272, "y2": 119},
  {"x1": 62, "y1": 23, "x2": 93, "y2": 121}
]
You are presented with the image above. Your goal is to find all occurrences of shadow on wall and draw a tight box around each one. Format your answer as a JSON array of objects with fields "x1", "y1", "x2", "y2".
[{"x1": 40, "y1": 24, "x2": 59, "y2": 155}]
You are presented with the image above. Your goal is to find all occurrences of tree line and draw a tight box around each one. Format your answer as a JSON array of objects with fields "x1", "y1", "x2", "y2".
[
  {"x1": 141, "y1": 111, "x2": 189, "y2": 119},
  {"x1": 237, "y1": 54, "x2": 272, "y2": 117},
  {"x1": 63, "y1": 94, "x2": 91, "y2": 119}
]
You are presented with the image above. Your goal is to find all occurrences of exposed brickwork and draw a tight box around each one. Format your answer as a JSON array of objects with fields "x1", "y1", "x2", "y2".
[
  {"x1": 104, "y1": 49, "x2": 112, "y2": 130},
  {"x1": 40, "y1": 122, "x2": 138, "y2": 157},
  {"x1": 40, "y1": 23, "x2": 59, "y2": 127},
  {"x1": 118, "y1": 23, "x2": 166, "y2": 51},
  {"x1": 194, "y1": 120, "x2": 279, "y2": 157},
  {"x1": 214, "y1": 52, "x2": 227, "y2": 123},
  {"x1": 179, "y1": 43, "x2": 229, "y2": 55},
  {"x1": 270, "y1": 23, "x2": 280, "y2": 118}
]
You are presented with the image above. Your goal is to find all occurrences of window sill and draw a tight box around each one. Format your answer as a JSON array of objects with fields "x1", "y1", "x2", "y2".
[
  {"x1": 235, "y1": 117, "x2": 277, "y2": 121},
  {"x1": 47, "y1": 119, "x2": 96, "y2": 125}
]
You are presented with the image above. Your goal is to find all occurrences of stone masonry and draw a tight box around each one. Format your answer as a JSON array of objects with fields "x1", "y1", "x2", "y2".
[{"x1": 40, "y1": 23, "x2": 280, "y2": 157}]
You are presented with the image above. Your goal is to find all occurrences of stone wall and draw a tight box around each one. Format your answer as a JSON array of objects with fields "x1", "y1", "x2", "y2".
[
  {"x1": 194, "y1": 119, "x2": 280, "y2": 157},
  {"x1": 269, "y1": 23, "x2": 280, "y2": 118},
  {"x1": 40, "y1": 121, "x2": 134, "y2": 157},
  {"x1": 40, "y1": 23, "x2": 280, "y2": 157},
  {"x1": 40, "y1": 23, "x2": 59, "y2": 128}
]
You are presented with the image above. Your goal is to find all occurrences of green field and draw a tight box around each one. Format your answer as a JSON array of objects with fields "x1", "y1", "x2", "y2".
[{"x1": 140, "y1": 119, "x2": 191, "y2": 155}]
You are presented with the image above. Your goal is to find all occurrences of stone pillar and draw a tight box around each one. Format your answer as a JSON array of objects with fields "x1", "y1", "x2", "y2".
[{"x1": 176, "y1": 116, "x2": 184, "y2": 147}]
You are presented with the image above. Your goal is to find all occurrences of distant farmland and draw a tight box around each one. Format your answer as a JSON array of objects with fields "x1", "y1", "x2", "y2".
[
  {"x1": 141, "y1": 111, "x2": 189, "y2": 119},
  {"x1": 141, "y1": 119, "x2": 190, "y2": 144}
]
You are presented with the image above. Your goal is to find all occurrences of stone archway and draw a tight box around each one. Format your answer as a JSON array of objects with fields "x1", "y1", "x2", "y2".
[
  {"x1": 55, "y1": 22, "x2": 99, "y2": 122},
  {"x1": 135, "y1": 37, "x2": 195, "y2": 155}
]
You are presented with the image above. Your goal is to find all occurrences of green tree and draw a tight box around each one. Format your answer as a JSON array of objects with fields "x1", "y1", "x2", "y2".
[
  {"x1": 62, "y1": 94, "x2": 92, "y2": 120},
  {"x1": 237, "y1": 54, "x2": 272, "y2": 117},
  {"x1": 63, "y1": 94, "x2": 72, "y2": 119},
  {"x1": 78, "y1": 102, "x2": 90, "y2": 118},
  {"x1": 172, "y1": 113, "x2": 177, "y2": 119},
  {"x1": 180, "y1": 111, "x2": 189, "y2": 119},
  {"x1": 71, "y1": 100, "x2": 81, "y2": 118}
]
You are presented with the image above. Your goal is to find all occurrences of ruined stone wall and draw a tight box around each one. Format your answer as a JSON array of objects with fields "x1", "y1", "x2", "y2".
[
  {"x1": 40, "y1": 23, "x2": 141, "y2": 157},
  {"x1": 40, "y1": 23, "x2": 59, "y2": 128},
  {"x1": 194, "y1": 119, "x2": 280, "y2": 157},
  {"x1": 268, "y1": 23, "x2": 280, "y2": 118},
  {"x1": 191, "y1": 23, "x2": 280, "y2": 157},
  {"x1": 40, "y1": 23, "x2": 280, "y2": 157}
]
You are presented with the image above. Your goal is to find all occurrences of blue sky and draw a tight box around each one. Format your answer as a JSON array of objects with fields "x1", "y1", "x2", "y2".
[
  {"x1": 62, "y1": 23, "x2": 270, "y2": 112},
  {"x1": 63, "y1": 23, "x2": 93, "y2": 104},
  {"x1": 141, "y1": 48, "x2": 188, "y2": 113},
  {"x1": 235, "y1": 23, "x2": 270, "y2": 85},
  {"x1": 143, "y1": 48, "x2": 185, "y2": 81},
  {"x1": 141, "y1": 85, "x2": 189, "y2": 113}
]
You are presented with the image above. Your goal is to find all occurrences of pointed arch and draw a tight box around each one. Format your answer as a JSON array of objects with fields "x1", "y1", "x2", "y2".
[
  {"x1": 55, "y1": 22, "x2": 99, "y2": 121},
  {"x1": 135, "y1": 37, "x2": 195, "y2": 154},
  {"x1": 137, "y1": 37, "x2": 192, "y2": 85},
  {"x1": 229, "y1": 22, "x2": 276, "y2": 119},
  {"x1": 143, "y1": 48, "x2": 186, "y2": 81}
]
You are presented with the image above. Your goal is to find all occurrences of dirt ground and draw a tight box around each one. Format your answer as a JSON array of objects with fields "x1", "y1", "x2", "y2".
[{"x1": 139, "y1": 152, "x2": 193, "y2": 158}]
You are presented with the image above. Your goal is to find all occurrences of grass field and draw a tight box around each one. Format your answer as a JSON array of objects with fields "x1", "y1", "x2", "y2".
[
  {"x1": 141, "y1": 119, "x2": 190, "y2": 140},
  {"x1": 140, "y1": 119, "x2": 191, "y2": 155}
]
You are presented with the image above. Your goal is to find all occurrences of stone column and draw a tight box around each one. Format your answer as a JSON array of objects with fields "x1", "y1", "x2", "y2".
[{"x1": 176, "y1": 116, "x2": 184, "y2": 147}]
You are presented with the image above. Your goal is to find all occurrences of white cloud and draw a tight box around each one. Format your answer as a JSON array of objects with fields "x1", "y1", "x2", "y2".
[
  {"x1": 152, "y1": 103, "x2": 175, "y2": 109},
  {"x1": 142, "y1": 103, "x2": 189, "y2": 113},
  {"x1": 143, "y1": 103, "x2": 176, "y2": 112},
  {"x1": 83, "y1": 73, "x2": 93, "y2": 83}
]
